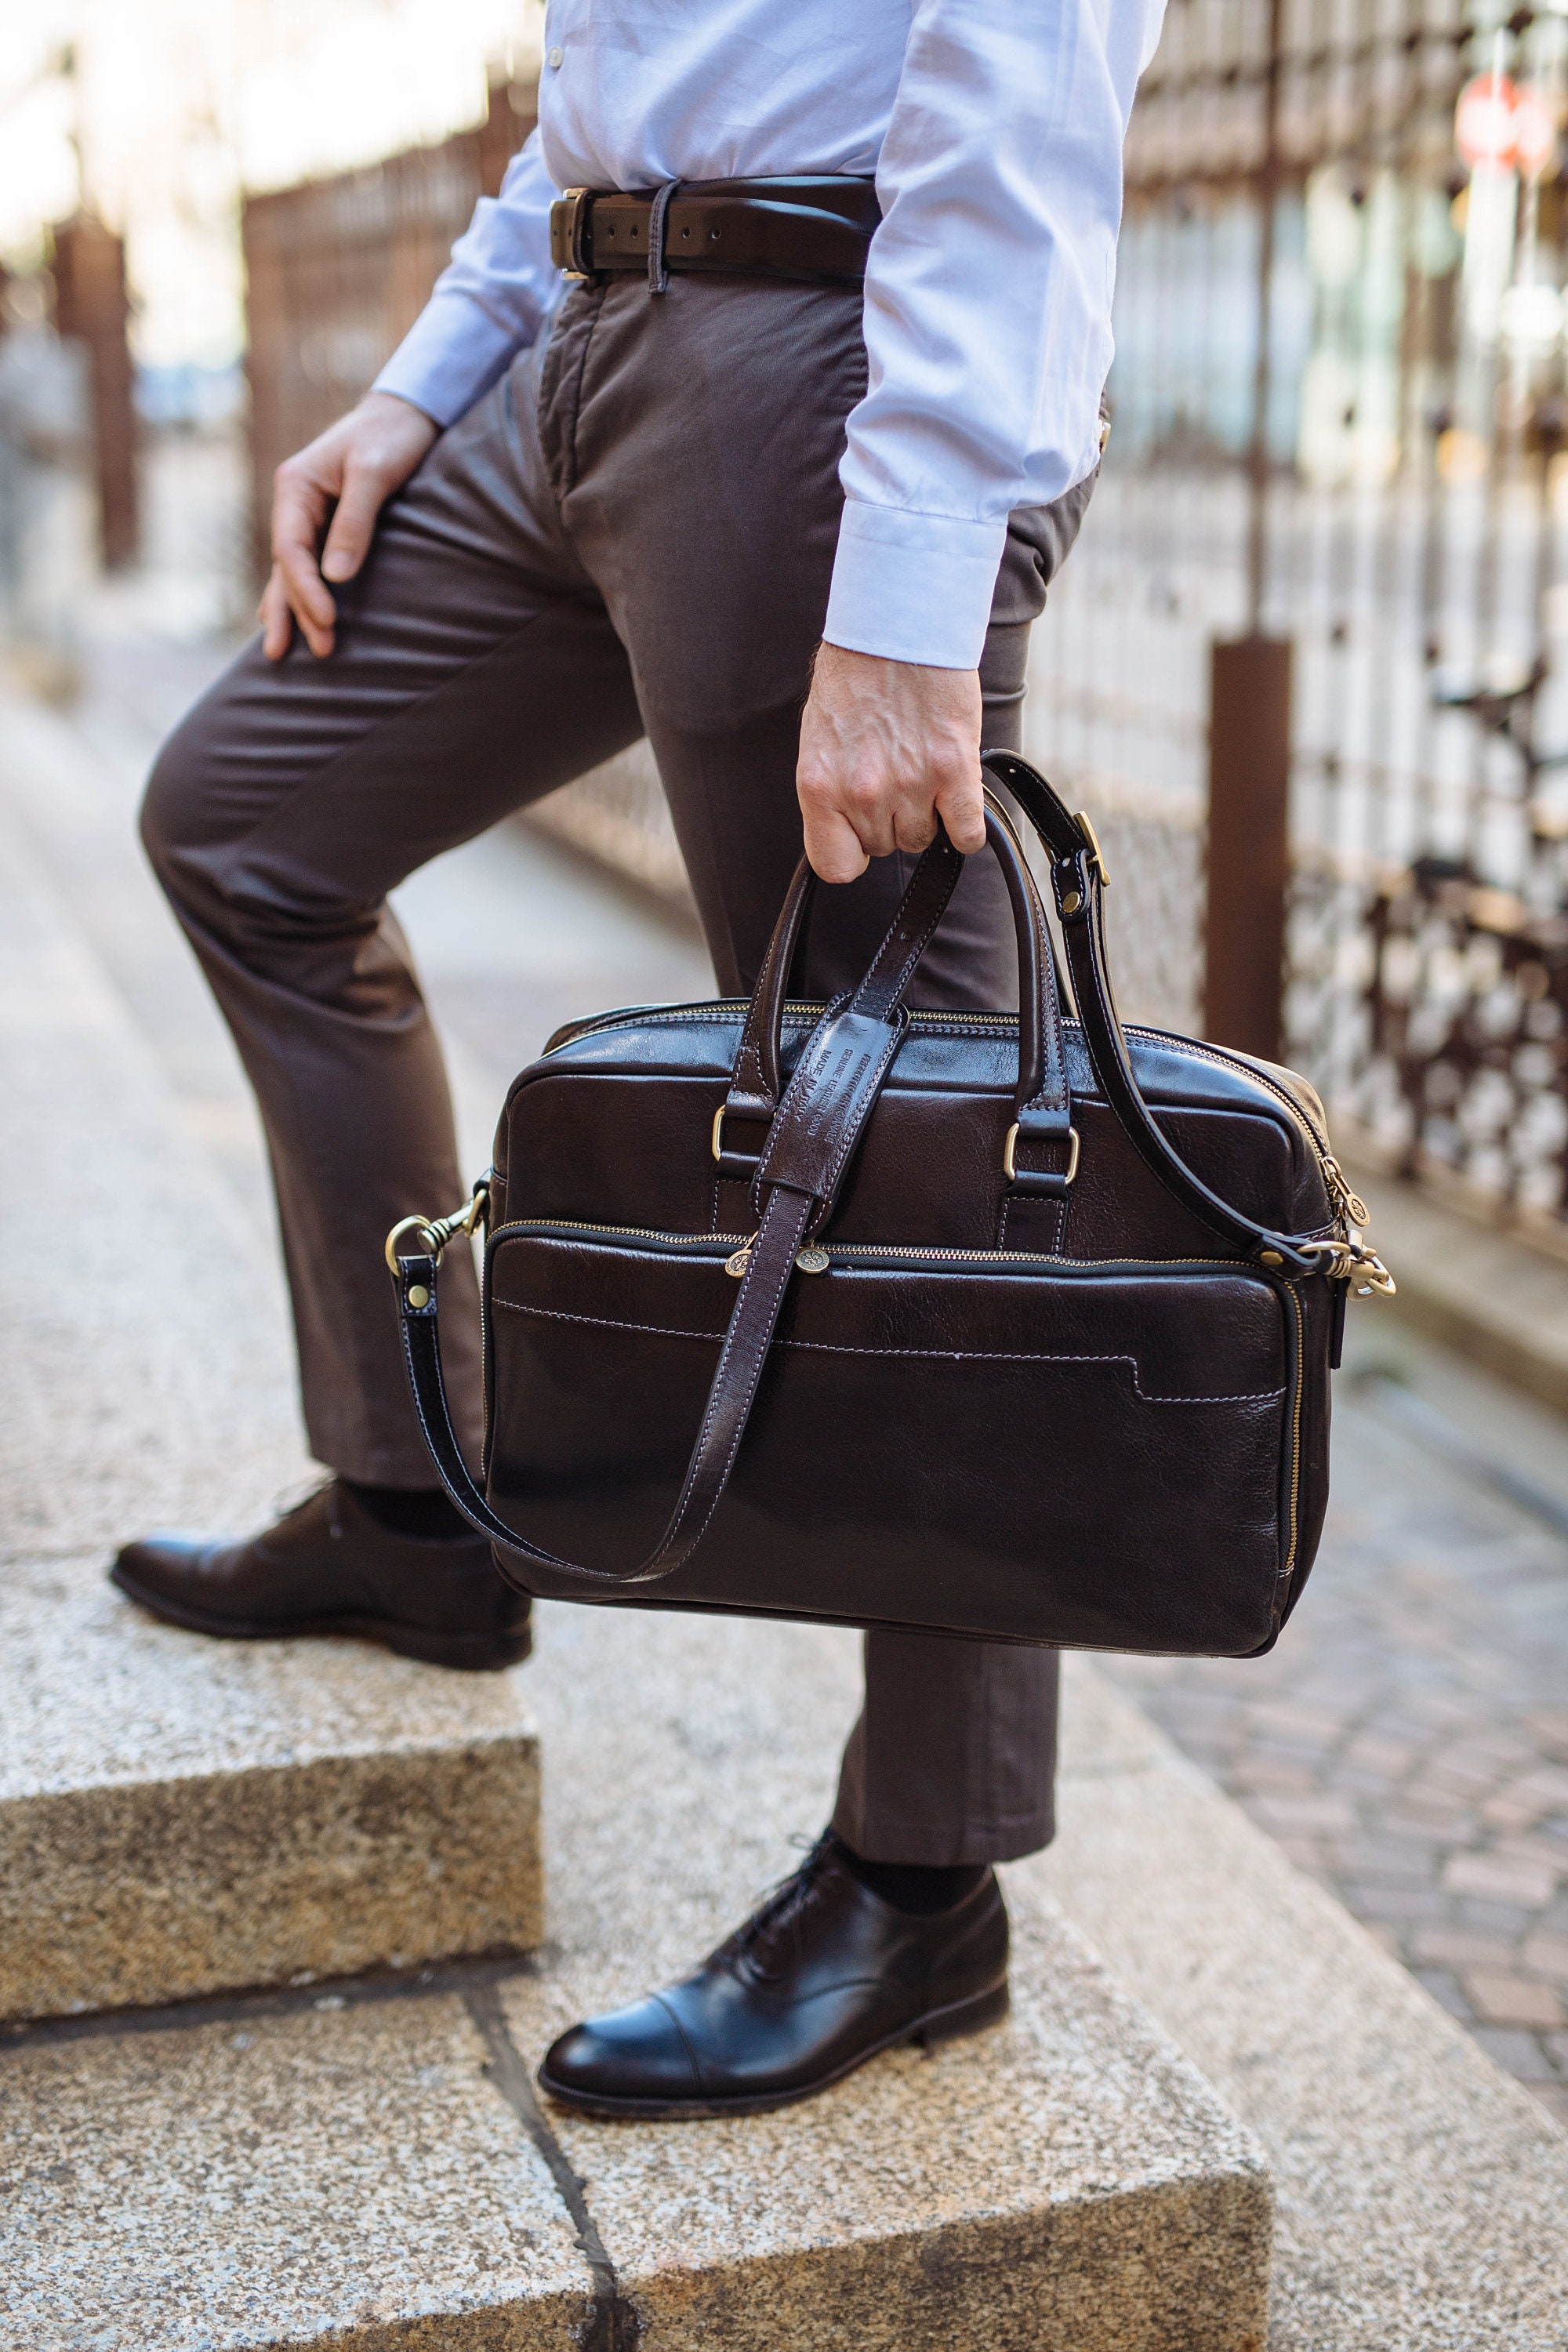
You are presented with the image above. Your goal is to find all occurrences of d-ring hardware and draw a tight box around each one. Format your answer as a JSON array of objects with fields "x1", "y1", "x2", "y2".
[{"x1": 1003, "y1": 1123, "x2": 1080, "y2": 1185}]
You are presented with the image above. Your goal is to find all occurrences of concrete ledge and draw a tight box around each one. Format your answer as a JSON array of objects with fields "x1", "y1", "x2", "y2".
[
  {"x1": 506, "y1": 1904, "x2": 1271, "y2": 2352},
  {"x1": 0, "y1": 1605, "x2": 1274, "y2": 2352},
  {"x1": 1038, "y1": 1659, "x2": 1568, "y2": 2350},
  {"x1": 1345, "y1": 1152, "x2": 1568, "y2": 1417},
  {"x1": 0, "y1": 789, "x2": 541, "y2": 2019},
  {"x1": 510, "y1": 1602, "x2": 1273, "y2": 2352},
  {"x1": 1, "y1": 1990, "x2": 594, "y2": 2349},
  {"x1": 1, "y1": 1551, "x2": 540, "y2": 2018}
]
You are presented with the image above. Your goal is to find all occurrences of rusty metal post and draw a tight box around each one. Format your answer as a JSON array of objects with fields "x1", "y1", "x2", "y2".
[
  {"x1": 51, "y1": 214, "x2": 138, "y2": 570},
  {"x1": 1204, "y1": 635, "x2": 1291, "y2": 1062}
]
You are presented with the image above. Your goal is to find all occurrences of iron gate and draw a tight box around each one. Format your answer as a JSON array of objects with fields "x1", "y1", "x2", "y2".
[{"x1": 1025, "y1": 0, "x2": 1568, "y2": 1246}]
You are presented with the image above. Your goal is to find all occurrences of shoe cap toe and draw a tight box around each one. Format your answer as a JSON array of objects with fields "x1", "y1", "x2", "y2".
[{"x1": 539, "y1": 1994, "x2": 700, "y2": 2103}]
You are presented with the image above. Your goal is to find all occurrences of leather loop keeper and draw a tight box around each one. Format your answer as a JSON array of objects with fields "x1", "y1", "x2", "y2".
[{"x1": 647, "y1": 178, "x2": 680, "y2": 294}]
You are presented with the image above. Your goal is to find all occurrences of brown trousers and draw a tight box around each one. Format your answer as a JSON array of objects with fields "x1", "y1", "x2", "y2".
[{"x1": 142, "y1": 276, "x2": 1092, "y2": 1864}]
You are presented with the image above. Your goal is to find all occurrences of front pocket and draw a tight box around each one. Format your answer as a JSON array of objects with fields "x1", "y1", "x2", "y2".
[{"x1": 482, "y1": 1225, "x2": 1295, "y2": 1655}]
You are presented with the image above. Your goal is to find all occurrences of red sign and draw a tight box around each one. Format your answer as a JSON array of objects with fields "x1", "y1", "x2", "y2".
[{"x1": 1455, "y1": 73, "x2": 1559, "y2": 176}]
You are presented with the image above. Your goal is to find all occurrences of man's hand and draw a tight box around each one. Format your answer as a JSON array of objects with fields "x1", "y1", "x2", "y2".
[
  {"x1": 260, "y1": 391, "x2": 440, "y2": 661},
  {"x1": 796, "y1": 643, "x2": 986, "y2": 883}
]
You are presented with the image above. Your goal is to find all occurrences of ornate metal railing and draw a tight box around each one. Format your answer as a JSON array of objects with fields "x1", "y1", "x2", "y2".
[{"x1": 1025, "y1": 0, "x2": 1568, "y2": 1237}]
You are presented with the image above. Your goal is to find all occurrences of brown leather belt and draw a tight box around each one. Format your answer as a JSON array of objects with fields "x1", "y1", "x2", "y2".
[{"x1": 548, "y1": 176, "x2": 880, "y2": 289}]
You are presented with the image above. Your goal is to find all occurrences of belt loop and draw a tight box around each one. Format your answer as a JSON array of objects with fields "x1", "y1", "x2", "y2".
[{"x1": 648, "y1": 179, "x2": 681, "y2": 296}]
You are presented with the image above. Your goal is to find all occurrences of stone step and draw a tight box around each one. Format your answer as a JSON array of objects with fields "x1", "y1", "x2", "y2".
[
  {"x1": 0, "y1": 765, "x2": 541, "y2": 2018},
  {"x1": 2, "y1": 1601, "x2": 1274, "y2": 2350},
  {"x1": 1036, "y1": 1658, "x2": 1568, "y2": 2350}
]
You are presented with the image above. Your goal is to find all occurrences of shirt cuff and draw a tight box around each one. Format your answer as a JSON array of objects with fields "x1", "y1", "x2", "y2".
[
  {"x1": 823, "y1": 501, "x2": 1009, "y2": 669},
  {"x1": 372, "y1": 290, "x2": 528, "y2": 429}
]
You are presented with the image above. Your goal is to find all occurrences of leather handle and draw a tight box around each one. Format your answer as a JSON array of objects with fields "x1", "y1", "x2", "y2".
[
  {"x1": 719, "y1": 803, "x2": 1072, "y2": 1182},
  {"x1": 980, "y1": 747, "x2": 1321, "y2": 1271}
]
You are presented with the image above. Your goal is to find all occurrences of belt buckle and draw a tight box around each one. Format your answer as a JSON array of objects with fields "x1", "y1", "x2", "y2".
[{"x1": 550, "y1": 187, "x2": 597, "y2": 283}]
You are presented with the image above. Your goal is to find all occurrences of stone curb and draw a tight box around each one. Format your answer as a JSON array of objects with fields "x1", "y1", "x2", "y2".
[
  {"x1": 1040, "y1": 1660, "x2": 1568, "y2": 2350},
  {"x1": 1345, "y1": 1155, "x2": 1568, "y2": 1417},
  {"x1": 0, "y1": 1604, "x2": 1276, "y2": 2352},
  {"x1": 0, "y1": 786, "x2": 543, "y2": 2018}
]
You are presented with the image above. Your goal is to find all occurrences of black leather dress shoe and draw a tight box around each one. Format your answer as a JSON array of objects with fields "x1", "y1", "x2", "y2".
[
  {"x1": 538, "y1": 1831, "x2": 1008, "y2": 2118},
  {"x1": 111, "y1": 1481, "x2": 531, "y2": 1671}
]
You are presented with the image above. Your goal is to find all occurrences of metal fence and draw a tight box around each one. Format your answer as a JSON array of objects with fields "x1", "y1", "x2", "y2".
[
  {"x1": 1026, "y1": 0, "x2": 1568, "y2": 1247},
  {"x1": 243, "y1": 78, "x2": 535, "y2": 579},
  {"x1": 238, "y1": 7, "x2": 1568, "y2": 1242}
]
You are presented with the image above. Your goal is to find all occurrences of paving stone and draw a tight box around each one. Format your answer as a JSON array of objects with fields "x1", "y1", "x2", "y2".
[
  {"x1": 1469, "y1": 2026, "x2": 1559, "y2": 2082},
  {"x1": 1463, "y1": 1972, "x2": 1566, "y2": 2030},
  {"x1": 1456, "y1": 1897, "x2": 1537, "y2": 1936},
  {"x1": 1248, "y1": 1792, "x2": 1358, "y2": 1832},
  {"x1": 1044, "y1": 1664, "x2": 1568, "y2": 2350},
  {"x1": 1412, "y1": 1927, "x2": 1517, "y2": 1969},
  {"x1": 1444, "y1": 1853, "x2": 1559, "y2": 1906},
  {"x1": 1522, "y1": 1931, "x2": 1568, "y2": 1984}
]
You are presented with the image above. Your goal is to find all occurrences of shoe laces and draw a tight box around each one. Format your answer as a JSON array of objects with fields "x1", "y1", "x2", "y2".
[
  {"x1": 269, "y1": 1475, "x2": 334, "y2": 1526},
  {"x1": 716, "y1": 1829, "x2": 842, "y2": 1981}
]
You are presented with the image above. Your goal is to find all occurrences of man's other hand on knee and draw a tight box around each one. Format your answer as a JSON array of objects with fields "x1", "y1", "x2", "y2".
[
  {"x1": 796, "y1": 643, "x2": 986, "y2": 884},
  {"x1": 260, "y1": 392, "x2": 440, "y2": 662}
]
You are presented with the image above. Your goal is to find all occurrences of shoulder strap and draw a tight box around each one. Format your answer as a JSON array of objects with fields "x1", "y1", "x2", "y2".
[{"x1": 397, "y1": 1174, "x2": 818, "y2": 1587}]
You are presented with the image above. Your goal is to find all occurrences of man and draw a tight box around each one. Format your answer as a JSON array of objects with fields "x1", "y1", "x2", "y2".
[{"x1": 114, "y1": 0, "x2": 1166, "y2": 2117}]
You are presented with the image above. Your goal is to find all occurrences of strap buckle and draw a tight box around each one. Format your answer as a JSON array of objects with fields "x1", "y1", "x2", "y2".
[
  {"x1": 1073, "y1": 810, "x2": 1111, "y2": 889},
  {"x1": 712, "y1": 1103, "x2": 767, "y2": 1178},
  {"x1": 550, "y1": 187, "x2": 597, "y2": 282}
]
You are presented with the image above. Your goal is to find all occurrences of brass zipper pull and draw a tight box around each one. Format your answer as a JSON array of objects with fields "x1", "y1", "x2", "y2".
[
  {"x1": 1322, "y1": 1153, "x2": 1370, "y2": 1229},
  {"x1": 725, "y1": 1232, "x2": 760, "y2": 1278}
]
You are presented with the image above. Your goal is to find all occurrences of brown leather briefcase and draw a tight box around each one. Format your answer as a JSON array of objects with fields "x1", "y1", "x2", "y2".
[{"x1": 389, "y1": 751, "x2": 1393, "y2": 1657}]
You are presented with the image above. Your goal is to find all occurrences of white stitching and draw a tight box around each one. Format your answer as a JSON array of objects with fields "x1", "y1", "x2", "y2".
[{"x1": 489, "y1": 1296, "x2": 1286, "y2": 1404}]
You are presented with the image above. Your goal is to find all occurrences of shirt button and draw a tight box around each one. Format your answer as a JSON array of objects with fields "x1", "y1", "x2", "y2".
[{"x1": 546, "y1": 43, "x2": 564, "y2": 67}]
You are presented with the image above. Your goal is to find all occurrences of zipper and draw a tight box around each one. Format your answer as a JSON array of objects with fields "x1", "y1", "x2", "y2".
[
  {"x1": 492, "y1": 1215, "x2": 1308, "y2": 1581},
  {"x1": 543, "y1": 999, "x2": 1353, "y2": 1229},
  {"x1": 1279, "y1": 1281, "x2": 1305, "y2": 1588},
  {"x1": 492, "y1": 1216, "x2": 1254, "y2": 1277}
]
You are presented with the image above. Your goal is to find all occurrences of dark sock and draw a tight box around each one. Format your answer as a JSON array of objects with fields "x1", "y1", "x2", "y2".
[
  {"x1": 835, "y1": 1835, "x2": 989, "y2": 1916},
  {"x1": 343, "y1": 1479, "x2": 471, "y2": 1541}
]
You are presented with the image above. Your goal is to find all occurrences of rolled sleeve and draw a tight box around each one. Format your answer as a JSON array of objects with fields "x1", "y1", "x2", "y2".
[
  {"x1": 373, "y1": 132, "x2": 562, "y2": 428},
  {"x1": 825, "y1": 500, "x2": 1007, "y2": 669},
  {"x1": 829, "y1": 0, "x2": 1157, "y2": 667},
  {"x1": 374, "y1": 289, "x2": 532, "y2": 427}
]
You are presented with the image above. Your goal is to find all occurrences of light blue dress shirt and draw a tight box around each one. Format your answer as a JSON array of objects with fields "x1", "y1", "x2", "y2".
[{"x1": 376, "y1": 0, "x2": 1167, "y2": 670}]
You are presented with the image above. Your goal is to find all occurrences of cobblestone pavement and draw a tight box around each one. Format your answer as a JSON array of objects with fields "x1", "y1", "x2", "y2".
[
  {"x1": 9, "y1": 535, "x2": 1568, "y2": 2136},
  {"x1": 1107, "y1": 1338, "x2": 1568, "y2": 2128}
]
